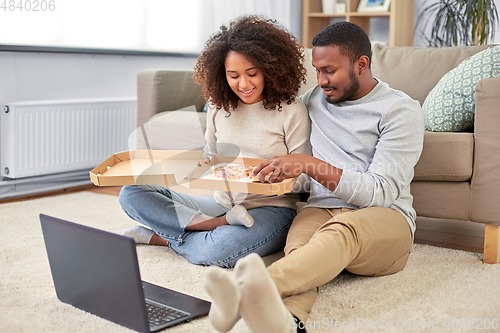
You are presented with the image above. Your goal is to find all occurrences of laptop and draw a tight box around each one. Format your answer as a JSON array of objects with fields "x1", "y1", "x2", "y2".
[{"x1": 39, "y1": 214, "x2": 211, "y2": 333}]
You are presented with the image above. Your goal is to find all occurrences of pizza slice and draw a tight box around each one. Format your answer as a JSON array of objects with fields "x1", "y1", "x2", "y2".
[{"x1": 210, "y1": 164, "x2": 255, "y2": 181}]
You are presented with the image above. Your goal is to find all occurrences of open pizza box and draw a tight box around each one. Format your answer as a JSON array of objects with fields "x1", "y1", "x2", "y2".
[{"x1": 89, "y1": 150, "x2": 296, "y2": 195}]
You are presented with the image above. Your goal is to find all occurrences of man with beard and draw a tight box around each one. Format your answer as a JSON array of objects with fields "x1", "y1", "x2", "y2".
[{"x1": 203, "y1": 22, "x2": 425, "y2": 333}]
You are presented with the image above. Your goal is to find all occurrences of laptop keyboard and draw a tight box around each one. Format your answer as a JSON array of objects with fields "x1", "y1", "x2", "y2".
[{"x1": 146, "y1": 301, "x2": 189, "y2": 328}]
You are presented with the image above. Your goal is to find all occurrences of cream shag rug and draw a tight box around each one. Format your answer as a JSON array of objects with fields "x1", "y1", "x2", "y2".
[{"x1": 1, "y1": 191, "x2": 499, "y2": 333}]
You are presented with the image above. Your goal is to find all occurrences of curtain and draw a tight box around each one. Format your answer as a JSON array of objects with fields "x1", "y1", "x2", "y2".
[{"x1": 209, "y1": 0, "x2": 292, "y2": 34}]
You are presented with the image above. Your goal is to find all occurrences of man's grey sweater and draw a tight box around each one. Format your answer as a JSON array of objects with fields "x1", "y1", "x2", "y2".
[{"x1": 301, "y1": 81, "x2": 425, "y2": 235}]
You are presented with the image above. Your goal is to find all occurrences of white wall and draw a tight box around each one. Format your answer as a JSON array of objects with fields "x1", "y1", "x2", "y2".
[
  {"x1": 0, "y1": 52, "x2": 197, "y2": 104},
  {"x1": 0, "y1": 0, "x2": 302, "y2": 110},
  {"x1": 0, "y1": 51, "x2": 198, "y2": 188}
]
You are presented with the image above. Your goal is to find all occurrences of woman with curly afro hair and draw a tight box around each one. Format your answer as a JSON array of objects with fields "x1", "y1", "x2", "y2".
[
  {"x1": 119, "y1": 15, "x2": 311, "y2": 269},
  {"x1": 194, "y1": 15, "x2": 307, "y2": 112}
]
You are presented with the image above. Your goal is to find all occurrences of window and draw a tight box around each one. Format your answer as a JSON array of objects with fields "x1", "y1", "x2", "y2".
[{"x1": 0, "y1": 0, "x2": 294, "y2": 54}]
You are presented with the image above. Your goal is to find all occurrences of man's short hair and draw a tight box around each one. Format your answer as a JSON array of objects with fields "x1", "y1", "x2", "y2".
[{"x1": 312, "y1": 22, "x2": 372, "y2": 67}]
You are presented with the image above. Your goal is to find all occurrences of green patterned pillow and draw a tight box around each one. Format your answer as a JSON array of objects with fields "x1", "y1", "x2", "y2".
[{"x1": 423, "y1": 45, "x2": 500, "y2": 132}]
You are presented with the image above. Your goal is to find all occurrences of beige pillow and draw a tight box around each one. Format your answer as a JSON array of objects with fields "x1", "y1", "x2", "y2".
[{"x1": 371, "y1": 44, "x2": 493, "y2": 105}]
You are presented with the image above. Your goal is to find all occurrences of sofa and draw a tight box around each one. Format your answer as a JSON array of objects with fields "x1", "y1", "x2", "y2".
[{"x1": 136, "y1": 44, "x2": 500, "y2": 264}]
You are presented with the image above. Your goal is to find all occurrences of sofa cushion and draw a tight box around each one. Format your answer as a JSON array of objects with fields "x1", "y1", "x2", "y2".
[
  {"x1": 135, "y1": 111, "x2": 207, "y2": 150},
  {"x1": 137, "y1": 70, "x2": 205, "y2": 127},
  {"x1": 298, "y1": 48, "x2": 318, "y2": 96},
  {"x1": 413, "y1": 131, "x2": 473, "y2": 181},
  {"x1": 371, "y1": 44, "x2": 493, "y2": 105},
  {"x1": 411, "y1": 181, "x2": 471, "y2": 220},
  {"x1": 422, "y1": 45, "x2": 500, "y2": 132}
]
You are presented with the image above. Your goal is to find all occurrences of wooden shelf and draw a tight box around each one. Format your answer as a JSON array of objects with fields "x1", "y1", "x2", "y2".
[
  {"x1": 349, "y1": 12, "x2": 391, "y2": 17},
  {"x1": 302, "y1": 0, "x2": 414, "y2": 47},
  {"x1": 308, "y1": 13, "x2": 348, "y2": 17}
]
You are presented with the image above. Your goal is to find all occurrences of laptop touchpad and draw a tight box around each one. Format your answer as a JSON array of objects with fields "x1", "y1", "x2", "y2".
[
  {"x1": 142, "y1": 282, "x2": 164, "y2": 296},
  {"x1": 147, "y1": 289, "x2": 194, "y2": 310}
]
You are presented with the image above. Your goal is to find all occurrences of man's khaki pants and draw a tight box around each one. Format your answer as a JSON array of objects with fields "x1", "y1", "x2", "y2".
[{"x1": 267, "y1": 207, "x2": 413, "y2": 323}]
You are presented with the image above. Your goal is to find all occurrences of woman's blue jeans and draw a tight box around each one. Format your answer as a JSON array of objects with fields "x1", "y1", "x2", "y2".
[{"x1": 118, "y1": 185, "x2": 295, "y2": 268}]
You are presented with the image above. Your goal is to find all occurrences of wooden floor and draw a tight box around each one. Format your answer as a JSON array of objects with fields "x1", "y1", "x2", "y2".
[{"x1": 1, "y1": 185, "x2": 485, "y2": 254}]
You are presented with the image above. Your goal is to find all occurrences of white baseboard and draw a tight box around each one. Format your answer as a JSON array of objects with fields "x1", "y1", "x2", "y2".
[{"x1": 0, "y1": 171, "x2": 91, "y2": 200}]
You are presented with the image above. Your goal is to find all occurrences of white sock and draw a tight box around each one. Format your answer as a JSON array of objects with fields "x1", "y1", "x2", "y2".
[
  {"x1": 204, "y1": 266, "x2": 241, "y2": 332},
  {"x1": 226, "y1": 205, "x2": 254, "y2": 228},
  {"x1": 122, "y1": 225, "x2": 154, "y2": 244},
  {"x1": 235, "y1": 253, "x2": 294, "y2": 333}
]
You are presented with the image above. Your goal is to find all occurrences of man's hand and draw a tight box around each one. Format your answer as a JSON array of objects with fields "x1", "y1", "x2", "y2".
[
  {"x1": 253, "y1": 154, "x2": 343, "y2": 192},
  {"x1": 253, "y1": 154, "x2": 309, "y2": 183}
]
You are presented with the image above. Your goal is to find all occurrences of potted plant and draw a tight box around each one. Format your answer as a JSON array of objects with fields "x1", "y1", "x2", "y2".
[{"x1": 415, "y1": 0, "x2": 499, "y2": 47}]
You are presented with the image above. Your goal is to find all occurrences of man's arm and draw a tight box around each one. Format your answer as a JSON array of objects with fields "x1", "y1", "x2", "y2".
[
  {"x1": 253, "y1": 154, "x2": 342, "y2": 191},
  {"x1": 254, "y1": 98, "x2": 424, "y2": 209}
]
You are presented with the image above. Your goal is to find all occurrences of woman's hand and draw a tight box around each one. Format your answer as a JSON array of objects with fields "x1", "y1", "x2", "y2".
[{"x1": 203, "y1": 157, "x2": 211, "y2": 165}]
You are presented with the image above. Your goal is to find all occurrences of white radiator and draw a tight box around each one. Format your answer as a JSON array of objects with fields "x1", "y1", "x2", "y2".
[{"x1": 1, "y1": 98, "x2": 136, "y2": 179}]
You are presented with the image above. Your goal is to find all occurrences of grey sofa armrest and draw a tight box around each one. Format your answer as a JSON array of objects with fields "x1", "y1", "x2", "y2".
[
  {"x1": 471, "y1": 77, "x2": 500, "y2": 225},
  {"x1": 137, "y1": 70, "x2": 205, "y2": 127}
]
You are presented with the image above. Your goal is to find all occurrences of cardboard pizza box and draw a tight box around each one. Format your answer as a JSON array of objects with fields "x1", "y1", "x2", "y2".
[
  {"x1": 89, "y1": 150, "x2": 202, "y2": 187},
  {"x1": 89, "y1": 150, "x2": 296, "y2": 195},
  {"x1": 187, "y1": 155, "x2": 296, "y2": 196}
]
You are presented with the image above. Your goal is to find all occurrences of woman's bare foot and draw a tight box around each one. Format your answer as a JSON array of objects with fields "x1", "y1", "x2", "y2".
[
  {"x1": 186, "y1": 215, "x2": 228, "y2": 231},
  {"x1": 149, "y1": 233, "x2": 169, "y2": 246}
]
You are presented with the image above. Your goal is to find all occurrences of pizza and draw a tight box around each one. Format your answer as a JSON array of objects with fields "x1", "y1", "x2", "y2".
[{"x1": 210, "y1": 164, "x2": 256, "y2": 181}]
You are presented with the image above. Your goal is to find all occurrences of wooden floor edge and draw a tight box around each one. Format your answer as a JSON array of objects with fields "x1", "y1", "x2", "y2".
[{"x1": 483, "y1": 224, "x2": 500, "y2": 264}]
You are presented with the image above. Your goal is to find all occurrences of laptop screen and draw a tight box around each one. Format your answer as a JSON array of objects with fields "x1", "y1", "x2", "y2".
[{"x1": 40, "y1": 214, "x2": 150, "y2": 332}]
